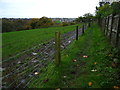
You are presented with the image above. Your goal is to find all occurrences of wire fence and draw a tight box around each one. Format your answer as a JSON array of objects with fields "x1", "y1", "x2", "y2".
[{"x1": 2, "y1": 24, "x2": 89, "y2": 88}]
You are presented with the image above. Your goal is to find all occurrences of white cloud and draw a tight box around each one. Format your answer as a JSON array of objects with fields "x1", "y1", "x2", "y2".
[{"x1": 0, "y1": 0, "x2": 99, "y2": 18}]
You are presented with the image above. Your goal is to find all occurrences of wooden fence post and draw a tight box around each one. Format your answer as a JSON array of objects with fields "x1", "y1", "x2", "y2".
[
  {"x1": 55, "y1": 32, "x2": 61, "y2": 66},
  {"x1": 76, "y1": 26, "x2": 78, "y2": 40},
  {"x1": 106, "y1": 16, "x2": 109, "y2": 36},
  {"x1": 104, "y1": 17, "x2": 107, "y2": 34},
  {"x1": 88, "y1": 22, "x2": 91, "y2": 27},
  {"x1": 82, "y1": 24, "x2": 84, "y2": 34},
  {"x1": 115, "y1": 14, "x2": 120, "y2": 47},
  {"x1": 109, "y1": 14, "x2": 114, "y2": 41}
]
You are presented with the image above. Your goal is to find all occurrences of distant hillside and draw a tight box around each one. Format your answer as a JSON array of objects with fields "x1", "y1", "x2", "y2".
[{"x1": 51, "y1": 18, "x2": 76, "y2": 22}]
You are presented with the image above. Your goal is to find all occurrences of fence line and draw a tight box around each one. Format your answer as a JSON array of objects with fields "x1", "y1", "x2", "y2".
[{"x1": 99, "y1": 14, "x2": 120, "y2": 48}]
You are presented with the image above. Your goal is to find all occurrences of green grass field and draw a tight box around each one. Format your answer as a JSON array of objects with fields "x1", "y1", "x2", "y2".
[
  {"x1": 28, "y1": 24, "x2": 119, "y2": 88},
  {"x1": 2, "y1": 24, "x2": 81, "y2": 59}
]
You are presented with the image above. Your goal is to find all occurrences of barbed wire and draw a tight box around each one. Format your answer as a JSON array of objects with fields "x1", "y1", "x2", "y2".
[{"x1": 2, "y1": 28, "x2": 77, "y2": 75}]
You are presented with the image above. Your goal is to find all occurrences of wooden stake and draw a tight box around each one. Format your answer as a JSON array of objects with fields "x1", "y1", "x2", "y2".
[
  {"x1": 115, "y1": 14, "x2": 120, "y2": 47},
  {"x1": 55, "y1": 32, "x2": 61, "y2": 66},
  {"x1": 76, "y1": 26, "x2": 79, "y2": 40},
  {"x1": 109, "y1": 14, "x2": 113, "y2": 41},
  {"x1": 82, "y1": 24, "x2": 84, "y2": 34}
]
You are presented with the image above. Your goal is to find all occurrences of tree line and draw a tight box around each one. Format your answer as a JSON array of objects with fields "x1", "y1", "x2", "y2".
[
  {"x1": 74, "y1": 13, "x2": 95, "y2": 23},
  {"x1": 96, "y1": 2, "x2": 120, "y2": 18},
  {"x1": 75, "y1": 2, "x2": 120, "y2": 24},
  {"x1": 2, "y1": 17, "x2": 76, "y2": 33}
]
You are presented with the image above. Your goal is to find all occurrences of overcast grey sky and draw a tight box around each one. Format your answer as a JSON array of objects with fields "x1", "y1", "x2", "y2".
[{"x1": 0, "y1": 0, "x2": 99, "y2": 18}]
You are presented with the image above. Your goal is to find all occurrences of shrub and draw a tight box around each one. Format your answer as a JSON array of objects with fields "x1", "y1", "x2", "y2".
[{"x1": 62, "y1": 22, "x2": 69, "y2": 26}]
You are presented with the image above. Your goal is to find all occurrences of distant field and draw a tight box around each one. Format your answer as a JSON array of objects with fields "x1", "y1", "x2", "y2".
[{"x1": 2, "y1": 24, "x2": 81, "y2": 59}]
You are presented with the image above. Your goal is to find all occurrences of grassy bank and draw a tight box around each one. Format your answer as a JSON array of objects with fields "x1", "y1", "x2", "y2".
[
  {"x1": 2, "y1": 24, "x2": 81, "y2": 59},
  {"x1": 28, "y1": 24, "x2": 120, "y2": 88}
]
